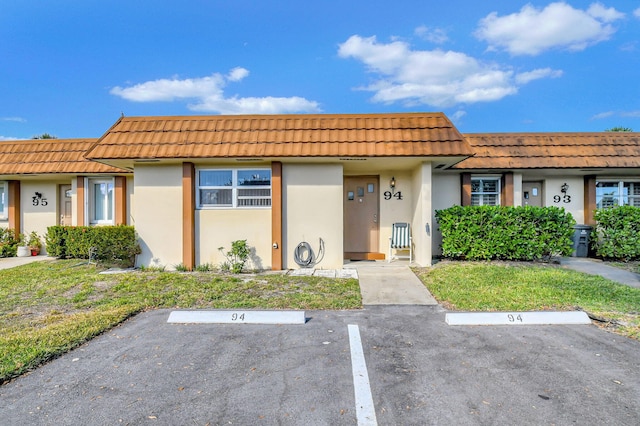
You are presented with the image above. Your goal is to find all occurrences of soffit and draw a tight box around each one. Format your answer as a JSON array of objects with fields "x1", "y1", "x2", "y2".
[
  {"x1": 0, "y1": 139, "x2": 130, "y2": 175},
  {"x1": 86, "y1": 113, "x2": 474, "y2": 160},
  {"x1": 455, "y1": 133, "x2": 640, "y2": 169}
]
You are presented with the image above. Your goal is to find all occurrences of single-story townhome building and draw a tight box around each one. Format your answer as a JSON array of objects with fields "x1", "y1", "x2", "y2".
[
  {"x1": 2, "y1": 112, "x2": 639, "y2": 270},
  {"x1": 0, "y1": 138, "x2": 131, "y2": 237}
]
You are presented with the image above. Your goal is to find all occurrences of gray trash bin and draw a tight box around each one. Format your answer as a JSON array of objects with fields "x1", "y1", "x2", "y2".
[{"x1": 572, "y1": 225, "x2": 592, "y2": 257}]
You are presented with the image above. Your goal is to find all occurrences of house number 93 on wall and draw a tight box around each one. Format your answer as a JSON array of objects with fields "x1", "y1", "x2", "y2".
[{"x1": 553, "y1": 194, "x2": 571, "y2": 204}]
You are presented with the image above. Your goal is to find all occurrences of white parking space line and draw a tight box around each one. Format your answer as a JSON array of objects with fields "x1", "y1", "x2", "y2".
[{"x1": 348, "y1": 324, "x2": 378, "y2": 425}]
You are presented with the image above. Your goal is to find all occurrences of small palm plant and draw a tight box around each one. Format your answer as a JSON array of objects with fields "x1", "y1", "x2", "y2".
[{"x1": 219, "y1": 240, "x2": 250, "y2": 273}]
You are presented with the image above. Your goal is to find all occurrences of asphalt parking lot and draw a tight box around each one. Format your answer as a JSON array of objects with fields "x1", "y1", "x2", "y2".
[{"x1": 1, "y1": 305, "x2": 639, "y2": 425}]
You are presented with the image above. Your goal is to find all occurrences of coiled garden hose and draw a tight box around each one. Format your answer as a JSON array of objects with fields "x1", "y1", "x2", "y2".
[{"x1": 293, "y1": 238, "x2": 325, "y2": 267}]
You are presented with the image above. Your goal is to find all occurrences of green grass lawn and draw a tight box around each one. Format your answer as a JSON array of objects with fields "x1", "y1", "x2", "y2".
[
  {"x1": 0, "y1": 260, "x2": 361, "y2": 384},
  {"x1": 414, "y1": 261, "x2": 640, "y2": 341}
]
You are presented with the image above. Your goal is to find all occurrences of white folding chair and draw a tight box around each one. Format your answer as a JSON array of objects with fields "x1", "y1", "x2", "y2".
[{"x1": 388, "y1": 222, "x2": 412, "y2": 263}]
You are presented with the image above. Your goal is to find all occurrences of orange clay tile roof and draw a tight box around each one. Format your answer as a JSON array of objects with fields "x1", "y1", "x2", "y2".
[
  {"x1": 85, "y1": 113, "x2": 474, "y2": 160},
  {"x1": 0, "y1": 139, "x2": 129, "y2": 175},
  {"x1": 454, "y1": 133, "x2": 640, "y2": 169}
]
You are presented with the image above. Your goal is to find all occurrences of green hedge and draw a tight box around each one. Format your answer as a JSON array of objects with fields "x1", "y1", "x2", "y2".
[
  {"x1": 435, "y1": 206, "x2": 575, "y2": 261},
  {"x1": 45, "y1": 226, "x2": 141, "y2": 267},
  {"x1": 593, "y1": 206, "x2": 640, "y2": 260},
  {"x1": 0, "y1": 228, "x2": 20, "y2": 258}
]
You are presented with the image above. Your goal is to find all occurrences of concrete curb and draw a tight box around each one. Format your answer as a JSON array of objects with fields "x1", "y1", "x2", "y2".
[
  {"x1": 445, "y1": 311, "x2": 592, "y2": 326},
  {"x1": 167, "y1": 310, "x2": 307, "y2": 324}
]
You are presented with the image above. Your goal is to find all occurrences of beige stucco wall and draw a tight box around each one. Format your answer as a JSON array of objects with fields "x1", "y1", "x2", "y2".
[
  {"x1": 71, "y1": 178, "x2": 79, "y2": 226},
  {"x1": 411, "y1": 162, "x2": 433, "y2": 266},
  {"x1": 126, "y1": 176, "x2": 134, "y2": 225},
  {"x1": 134, "y1": 165, "x2": 183, "y2": 269},
  {"x1": 543, "y1": 177, "x2": 585, "y2": 224},
  {"x1": 431, "y1": 173, "x2": 460, "y2": 257},
  {"x1": 379, "y1": 171, "x2": 413, "y2": 258},
  {"x1": 283, "y1": 164, "x2": 343, "y2": 269},
  {"x1": 20, "y1": 181, "x2": 59, "y2": 238},
  {"x1": 513, "y1": 173, "x2": 523, "y2": 207},
  {"x1": 196, "y1": 209, "x2": 271, "y2": 270}
]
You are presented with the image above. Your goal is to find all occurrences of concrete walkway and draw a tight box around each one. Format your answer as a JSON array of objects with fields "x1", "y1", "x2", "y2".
[
  {"x1": 560, "y1": 257, "x2": 640, "y2": 288},
  {"x1": 345, "y1": 261, "x2": 438, "y2": 305},
  {"x1": 0, "y1": 255, "x2": 55, "y2": 270}
]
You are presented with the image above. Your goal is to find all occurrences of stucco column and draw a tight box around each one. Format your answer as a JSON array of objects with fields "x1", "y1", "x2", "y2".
[
  {"x1": 114, "y1": 176, "x2": 127, "y2": 225},
  {"x1": 513, "y1": 173, "x2": 523, "y2": 207},
  {"x1": 271, "y1": 162, "x2": 283, "y2": 270},
  {"x1": 501, "y1": 172, "x2": 514, "y2": 206},
  {"x1": 76, "y1": 176, "x2": 85, "y2": 226},
  {"x1": 8, "y1": 180, "x2": 20, "y2": 232},
  {"x1": 584, "y1": 176, "x2": 596, "y2": 225},
  {"x1": 461, "y1": 173, "x2": 471, "y2": 206},
  {"x1": 182, "y1": 163, "x2": 195, "y2": 270},
  {"x1": 413, "y1": 162, "x2": 432, "y2": 266}
]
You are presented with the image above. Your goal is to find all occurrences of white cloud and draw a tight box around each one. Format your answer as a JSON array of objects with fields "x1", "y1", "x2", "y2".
[
  {"x1": 586, "y1": 3, "x2": 624, "y2": 21},
  {"x1": 0, "y1": 136, "x2": 20, "y2": 141},
  {"x1": 111, "y1": 74, "x2": 225, "y2": 102},
  {"x1": 227, "y1": 67, "x2": 249, "y2": 82},
  {"x1": 590, "y1": 110, "x2": 640, "y2": 120},
  {"x1": 188, "y1": 95, "x2": 321, "y2": 115},
  {"x1": 1, "y1": 117, "x2": 27, "y2": 123},
  {"x1": 619, "y1": 41, "x2": 637, "y2": 52},
  {"x1": 591, "y1": 111, "x2": 614, "y2": 120},
  {"x1": 338, "y1": 35, "x2": 561, "y2": 108},
  {"x1": 515, "y1": 68, "x2": 563, "y2": 84},
  {"x1": 634, "y1": 8, "x2": 640, "y2": 19},
  {"x1": 451, "y1": 110, "x2": 467, "y2": 122},
  {"x1": 414, "y1": 25, "x2": 449, "y2": 44},
  {"x1": 475, "y1": 2, "x2": 624, "y2": 56},
  {"x1": 110, "y1": 68, "x2": 320, "y2": 114}
]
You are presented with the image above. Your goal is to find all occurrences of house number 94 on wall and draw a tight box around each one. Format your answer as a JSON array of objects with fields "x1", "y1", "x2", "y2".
[{"x1": 383, "y1": 191, "x2": 403, "y2": 200}]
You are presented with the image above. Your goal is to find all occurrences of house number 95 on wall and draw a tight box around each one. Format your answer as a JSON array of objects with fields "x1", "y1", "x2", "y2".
[{"x1": 32, "y1": 192, "x2": 48, "y2": 206}]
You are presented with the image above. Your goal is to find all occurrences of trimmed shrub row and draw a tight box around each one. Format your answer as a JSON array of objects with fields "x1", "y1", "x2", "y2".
[
  {"x1": 436, "y1": 205, "x2": 575, "y2": 261},
  {"x1": 593, "y1": 206, "x2": 640, "y2": 260},
  {"x1": 0, "y1": 228, "x2": 20, "y2": 258},
  {"x1": 45, "y1": 225, "x2": 141, "y2": 267}
]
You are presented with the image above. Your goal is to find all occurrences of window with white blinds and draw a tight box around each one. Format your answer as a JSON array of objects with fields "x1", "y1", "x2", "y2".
[
  {"x1": 471, "y1": 177, "x2": 500, "y2": 206},
  {"x1": 198, "y1": 169, "x2": 271, "y2": 208}
]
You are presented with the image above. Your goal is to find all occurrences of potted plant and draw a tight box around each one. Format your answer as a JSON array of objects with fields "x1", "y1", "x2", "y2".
[
  {"x1": 27, "y1": 231, "x2": 42, "y2": 256},
  {"x1": 16, "y1": 233, "x2": 30, "y2": 257}
]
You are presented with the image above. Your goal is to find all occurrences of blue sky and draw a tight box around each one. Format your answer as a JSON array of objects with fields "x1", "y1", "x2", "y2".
[{"x1": 1, "y1": 1, "x2": 639, "y2": 140}]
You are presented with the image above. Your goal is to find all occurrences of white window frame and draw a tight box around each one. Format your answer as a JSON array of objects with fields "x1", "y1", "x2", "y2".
[
  {"x1": 87, "y1": 177, "x2": 115, "y2": 225},
  {"x1": 0, "y1": 181, "x2": 7, "y2": 220},
  {"x1": 471, "y1": 176, "x2": 501, "y2": 206},
  {"x1": 596, "y1": 179, "x2": 640, "y2": 209},
  {"x1": 197, "y1": 168, "x2": 272, "y2": 209}
]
